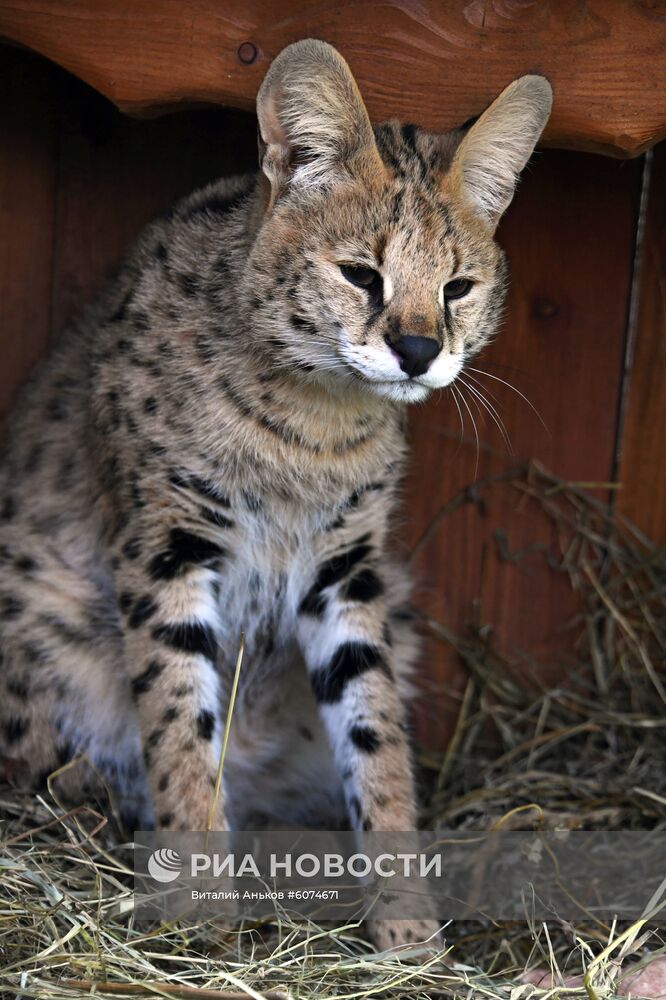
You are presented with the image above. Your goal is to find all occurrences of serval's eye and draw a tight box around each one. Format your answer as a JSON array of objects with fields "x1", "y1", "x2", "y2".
[
  {"x1": 339, "y1": 264, "x2": 383, "y2": 294},
  {"x1": 443, "y1": 277, "x2": 473, "y2": 300}
]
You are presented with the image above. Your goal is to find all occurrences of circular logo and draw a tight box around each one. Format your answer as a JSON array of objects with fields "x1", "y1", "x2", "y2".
[{"x1": 148, "y1": 848, "x2": 182, "y2": 883}]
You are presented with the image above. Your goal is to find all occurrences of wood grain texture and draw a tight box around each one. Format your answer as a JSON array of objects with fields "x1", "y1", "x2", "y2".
[
  {"x1": 1, "y1": 0, "x2": 665, "y2": 157},
  {"x1": 0, "y1": 48, "x2": 58, "y2": 418},
  {"x1": 617, "y1": 145, "x2": 666, "y2": 544},
  {"x1": 405, "y1": 150, "x2": 642, "y2": 744}
]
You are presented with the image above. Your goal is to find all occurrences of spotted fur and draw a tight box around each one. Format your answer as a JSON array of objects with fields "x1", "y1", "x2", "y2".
[{"x1": 0, "y1": 41, "x2": 550, "y2": 949}]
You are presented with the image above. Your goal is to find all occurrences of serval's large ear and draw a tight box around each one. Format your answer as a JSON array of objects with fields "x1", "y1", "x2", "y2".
[
  {"x1": 256, "y1": 39, "x2": 383, "y2": 205},
  {"x1": 448, "y1": 75, "x2": 552, "y2": 230}
]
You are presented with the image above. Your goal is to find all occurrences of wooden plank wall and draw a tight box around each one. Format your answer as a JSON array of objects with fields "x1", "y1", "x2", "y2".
[
  {"x1": 0, "y1": 51, "x2": 58, "y2": 415},
  {"x1": 617, "y1": 144, "x2": 666, "y2": 546},
  {"x1": 1, "y1": 49, "x2": 663, "y2": 749}
]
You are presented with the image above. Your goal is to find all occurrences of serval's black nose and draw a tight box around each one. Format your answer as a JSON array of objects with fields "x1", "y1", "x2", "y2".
[{"x1": 387, "y1": 335, "x2": 441, "y2": 378}]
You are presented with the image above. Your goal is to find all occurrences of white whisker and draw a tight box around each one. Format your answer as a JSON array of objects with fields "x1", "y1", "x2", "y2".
[
  {"x1": 458, "y1": 374, "x2": 513, "y2": 453},
  {"x1": 466, "y1": 365, "x2": 549, "y2": 434},
  {"x1": 454, "y1": 383, "x2": 480, "y2": 477},
  {"x1": 448, "y1": 383, "x2": 465, "y2": 443},
  {"x1": 463, "y1": 370, "x2": 503, "y2": 406}
]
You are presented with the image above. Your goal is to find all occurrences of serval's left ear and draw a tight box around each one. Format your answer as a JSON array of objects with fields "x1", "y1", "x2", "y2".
[
  {"x1": 256, "y1": 39, "x2": 384, "y2": 206},
  {"x1": 448, "y1": 75, "x2": 552, "y2": 230}
]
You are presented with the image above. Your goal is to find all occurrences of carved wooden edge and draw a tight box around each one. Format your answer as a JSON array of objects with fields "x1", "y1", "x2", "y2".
[{"x1": 1, "y1": 1, "x2": 665, "y2": 158}]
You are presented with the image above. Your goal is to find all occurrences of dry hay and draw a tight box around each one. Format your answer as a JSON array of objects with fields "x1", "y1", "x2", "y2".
[{"x1": 1, "y1": 463, "x2": 665, "y2": 999}]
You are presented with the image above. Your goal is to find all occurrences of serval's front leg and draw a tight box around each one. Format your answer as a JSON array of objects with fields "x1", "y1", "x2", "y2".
[
  {"x1": 297, "y1": 541, "x2": 440, "y2": 951},
  {"x1": 114, "y1": 516, "x2": 228, "y2": 832}
]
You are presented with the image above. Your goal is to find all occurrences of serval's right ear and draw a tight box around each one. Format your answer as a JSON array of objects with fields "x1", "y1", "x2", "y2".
[{"x1": 256, "y1": 39, "x2": 384, "y2": 207}]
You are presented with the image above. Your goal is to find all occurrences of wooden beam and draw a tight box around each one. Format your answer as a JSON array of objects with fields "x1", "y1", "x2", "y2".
[{"x1": 0, "y1": 1, "x2": 665, "y2": 158}]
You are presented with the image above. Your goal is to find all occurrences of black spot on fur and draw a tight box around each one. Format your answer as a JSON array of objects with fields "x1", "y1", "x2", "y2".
[
  {"x1": 118, "y1": 591, "x2": 134, "y2": 614},
  {"x1": 146, "y1": 728, "x2": 164, "y2": 750},
  {"x1": 344, "y1": 568, "x2": 384, "y2": 603},
  {"x1": 148, "y1": 440, "x2": 169, "y2": 459},
  {"x1": 349, "y1": 725, "x2": 381, "y2": 754},
  {"x1": 103, "y1": 455, "x2": 121, "y2": 490},
  {"x1": 172, "y1": 683, "x2": 193, "y2": 697},
  {"x1": 24, "y1": 444, "x2": 44, "y2": 474},
  {"x1": 128, "y1": 478, "x2": 145, "y2": 509},
  {"x1": 158, "y1": 773, "x2": 170, "y2": 792},
  {"x1": 46, "y1": 397, "x2": 66, "y2": 421},
  {"x1": 59, "y1": 457, "x2": 76, "y2": 487},
  {"x1": 162, "y1": 705, "x2": 179, "y2": 723},
  {"x1": 193, "y1": 334, "x2": 217, "y2": 363},
  {"x1": 400, "y1": 122, "x2": 428, "y2": 175},
  {"x1": 149, "y1": 528, "x2": 225, "y2": 581},
  {"x1": 311, "y1": 643, "x2": 391, "y2": 704},
  {"x1": 243, "y1": 491, "x2": 262, "y2": 513},
  {"x1": 40, "y1": 614, "x2": 89, "y2": 646},
  {"x1": 347, "y1": 483, "x2": 384, "y2": 509},
  {"x1": 460, "y1": 111, "x2": 481, "y2": 132},
  {"x1": 109, "y1": 289, "x2": 133, "y2": 324},
  {"x1": 4, "y1": 716, "x2": 29, "y2": 744},
  {"x1": 200, "y1": 507, "x2": 234, "y2": 529},
  {"x1": 219, "y1": 374, "x2": 260, "y2": 421},
  {"x1": 128, "y1": 595, "x2": 158, "y2": 629},
  {"x1": 291, "y1": 314, "x2": 318, "y2": 336},
  {"x1": 299, "y1": 589, "x2": 328, "y2": 617},
  {"x1": 132, "y1": 311, "x2": 151, "y2": 331},
  {"x1": 143, "y1": 396, "x2": 158, "y2": 415},
  {"x1": 122, "y1": 537, "x2": 142, "y2": 561},
  {"x1": 14, "y1": 555, "x2": 37, "y2": 573},
  {"x1": 107, "y1": 389, "x2": 121, "y2": 429},
  {"x1": 7, "y1": 678, "x2": 29, "y2": 700},
  {"x1": 1, "y1": 497, "x2": 16, "y2": 521},
  {"x1": 132, "y1": 659, "x2": 165, "y2": 697},
  {"x1": 21, "y1": 642, "x2": 49, "y2": 666},
  {"x1": 158, "y1": 812, "x2": 173, "y2": 827},
  {"x1": 178, "y1": 273, "x2": 199, "y2": 298},
  {"x1": 197, "y1": 709, "x2": 215, "y2": 740},
  {"x1": 170, "y1": 472, "x2": 231, "y2": 508},
  {"x1": 256, "y1": 407, "x2": 318, "y2": 451},
  {"x1": 152, "y1": 621, "x2": 217, "y2": 660},
  {"x1": 299, "y1": 538, "x2": 372, "y2": 615},
  {"x1": 1, "y1": 596, "x2": 24, "y2": 621},
  {"x1": 390, "y1": 606, "x2": 415, "y2": 623}
]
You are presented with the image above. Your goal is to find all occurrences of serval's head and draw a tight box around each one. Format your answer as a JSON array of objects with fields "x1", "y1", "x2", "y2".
[{"x1": 249, "y1": 39, "x2": 551, "y2": 403}]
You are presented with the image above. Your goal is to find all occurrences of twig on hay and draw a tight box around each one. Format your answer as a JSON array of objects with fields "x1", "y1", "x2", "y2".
[{"x1": 60, "y1": 980, "x2": 291, "y2": 999}]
